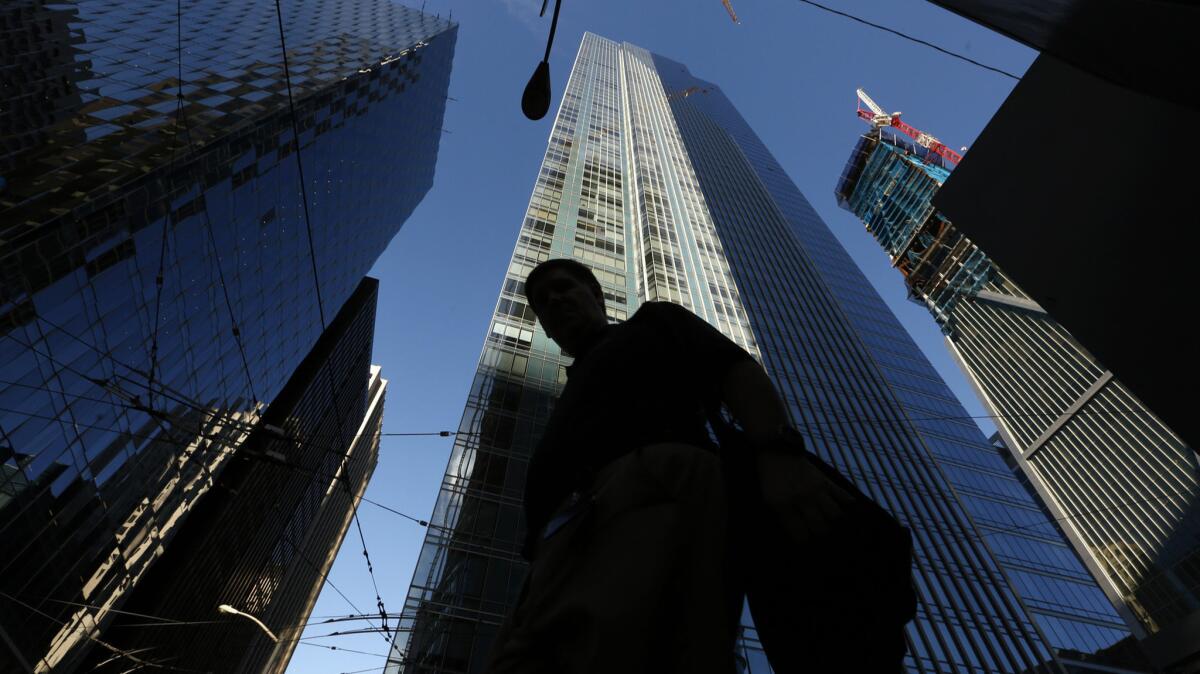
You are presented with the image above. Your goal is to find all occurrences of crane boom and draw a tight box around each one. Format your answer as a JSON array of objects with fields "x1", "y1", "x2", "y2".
[
  {"x1": 855, "y1": 88, "x2": 963, "y2": 166},
  {"x1": 856, "y1": 88, "x2": 885, "y2": 116},
  {"x1": 721, "y1": 0, "x2": 739, "y2": 23}
]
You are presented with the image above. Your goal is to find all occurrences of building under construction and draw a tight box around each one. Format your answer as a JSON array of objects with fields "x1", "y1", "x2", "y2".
[{"x1": 837, "y1": 91, "x2": 1200, "y2": 673}]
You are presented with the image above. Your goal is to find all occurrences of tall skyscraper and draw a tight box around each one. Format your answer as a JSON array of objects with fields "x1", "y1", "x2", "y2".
[
  {"x1": 396, "y1": 33, "x2": 1133, "y2": 673},
  {"x1": 837, "y1": 123, "x2": 1200, "y2": 671},
  {"x1": 0, "y1": 1, "x2": 456, "y2": 671},
  {"x1": 79, "y1": 278, "x2": 388, "y2": 674}
]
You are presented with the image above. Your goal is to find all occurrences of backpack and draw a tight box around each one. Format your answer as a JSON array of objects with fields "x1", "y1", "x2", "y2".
[{"x1": 713, "y1": 417, "x2": 918, "y2": 673}]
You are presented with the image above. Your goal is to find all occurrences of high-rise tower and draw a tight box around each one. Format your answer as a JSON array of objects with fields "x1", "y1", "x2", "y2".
[
  {"x1": 837, "y1": 120, "x2": 1198, "y2": 672},
  {"x1": 0, "y1": 1, "x2": 456, "y2": 670},
  {"x1": 396, "y1": 33, "x2": 1133, "y2": 673}
]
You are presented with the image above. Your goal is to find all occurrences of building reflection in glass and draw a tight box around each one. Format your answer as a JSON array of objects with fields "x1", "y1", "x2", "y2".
[{"x1": 0, "y1": 1, "x2": 457, "y2": 670}]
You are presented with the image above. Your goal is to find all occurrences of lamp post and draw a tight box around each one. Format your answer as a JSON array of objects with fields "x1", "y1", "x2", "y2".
[
  {"x1": 521, "y1": 0, "x2": 564, "y2": 120},
  {"x1": 217, "y1": 604, "x2": 279, "y2": 643}
]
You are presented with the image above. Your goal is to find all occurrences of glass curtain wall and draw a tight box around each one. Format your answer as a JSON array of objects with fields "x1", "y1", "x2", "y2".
[
  {"x1": 0, "y1": 2, "x2": 456, "y2": 670},
  {"x1": 394, "y1": 32, "x2": 1128, "y2": 674},
  {"x1": 837, "y1": 128, "x2": 1199, "y2": 664}
]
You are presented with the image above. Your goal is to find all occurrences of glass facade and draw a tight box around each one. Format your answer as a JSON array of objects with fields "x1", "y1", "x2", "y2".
[
  {"x1": 395, "y1": 33, "x2": 1129, "y2": 673},
  {"x1": 838, "y1": 128, "x2": 1197, "y2": 667},
  {"x1": 0, "y1": 1, "x2": 456, "y2": 671},
  {"x1": 78, "y1": 278, "x2": 388, "y2": 674}
]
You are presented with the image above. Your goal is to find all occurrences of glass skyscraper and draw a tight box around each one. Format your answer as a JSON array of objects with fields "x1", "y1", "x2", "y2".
[
  {"x1": 837, "y1": 126, "x2": 1199, "y2": 671},
  {"x1": 395, "y1": 33, "x2": 1135, "y2": 673},
  {"x1": 79, "y1": 278, "x2": 389, "y2": 674},
  {"x1": 0, "y1": 1, "x2": 456, "y2": 671}
]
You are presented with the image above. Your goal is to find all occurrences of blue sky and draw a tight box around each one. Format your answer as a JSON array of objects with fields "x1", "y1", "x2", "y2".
[{"x1": 285, "y1": 1, "x2": 1036, "y2": 671}]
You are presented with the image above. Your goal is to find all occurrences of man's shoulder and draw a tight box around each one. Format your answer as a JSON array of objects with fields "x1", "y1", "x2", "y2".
[{"x1": 630, "y1": 301, "x2": 696, "y2": 323}]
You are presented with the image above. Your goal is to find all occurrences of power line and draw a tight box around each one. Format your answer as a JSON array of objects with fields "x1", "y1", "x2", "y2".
[
  {"x1": 298, "y1": 626, "x2": 413, "y2": 640},
  {"x1": 360, "y1": 495, "x2": 429, "y2": 526},
  {"x1": 196, "y1": 435, "x2": 432, "y2": 527},
  {"x1": 339, "y1": 666, "x2": 397, "y2": 674},
  {"x1": 28, "y1": 595, "x2": 403, "y2": 648},
  {"x1": 3, "y1": 355, "x2": 1191, "y2": 544},
  {"x1": 0, "y1": 394, "x2": 426, "y2": 527},
  {"x1": 173, "y1": 51, "x2": 260, "y2": 410},
  {"x1": 273, "y1": 0, "x2": 327, "y2": 328},
  {"x1": 0, "y1": 344, "x2": 410, "y2": 646},
  {"x1": 6, "y1": 310, "x2": 1182, "y2": 438},
  {"x1": 297, "y1": 641, "x2": 399, "y2": 659},
  {"x1": 24, "y1": 292, "x2": 1177, "y2": 446},
  {"x1": 278, "y1": 535, "x2": 393, "y2": 645},
  {"x1": 792, "y1": 0, "x2": 1021, "y2": 80},
  {"x1": 271, "y1": 0, "x2": 393, "y2": 640},
  {"x1": 41, "y1": 597, "x2": 221, "y2": 628},
  {"x1": 20, "y1": 302, "x2": 1169, "y2": 442},
  {"x1": 0, "y1": 341, "x2": 1180, "y2": 442},
  {"x1": 1, "y1": 317, "x2": 466, "y2": 452},
  {"x1": 146, "y1": 0, "x2": 186, "y2": 411},
  {"x1": 0, "y1": 377, "x2": 1175, "y2": 446},
  {"x1": 0, "y1": 372, "x2": 467, "y2": 445},
  {"x1": 0, "y1": 591, "x2": 199, "y2": 673}
]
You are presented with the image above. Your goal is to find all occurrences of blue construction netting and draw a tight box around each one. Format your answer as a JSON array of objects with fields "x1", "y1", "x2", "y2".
[{"x1": 840, "y1": 136, "x2": 992, "y2": 336}]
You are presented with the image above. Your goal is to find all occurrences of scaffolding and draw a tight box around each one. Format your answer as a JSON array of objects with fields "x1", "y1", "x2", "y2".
[{"x1": 836, "y1": 130, "x2": 991, "y2": 335}]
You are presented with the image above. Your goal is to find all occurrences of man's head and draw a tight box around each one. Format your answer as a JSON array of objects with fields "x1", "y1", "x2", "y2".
[{"x1": 525, "y1": 259, "x2": 608, "y2": 356}]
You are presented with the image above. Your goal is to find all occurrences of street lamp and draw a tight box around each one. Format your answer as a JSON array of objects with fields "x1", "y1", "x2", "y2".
[
  {"x1": 218, "y1": 604, "x2": 279, "y2": 643},
  {"x1": 521, "y1": 0, "x2": 564, "y2": 120}
]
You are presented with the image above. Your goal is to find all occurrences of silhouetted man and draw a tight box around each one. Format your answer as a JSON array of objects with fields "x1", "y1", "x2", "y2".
[{"x1": 484, "y1": 258, "x2": 853, "y2": 674}]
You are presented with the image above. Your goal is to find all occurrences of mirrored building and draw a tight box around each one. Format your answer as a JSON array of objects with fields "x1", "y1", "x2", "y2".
[
  {"x1": 837, "y1": 124, "x2": 1198, "y2": 672},
  {"x1": 79, "y1": 278, "x2": 388, "y2": 674},
  {"x1": 0, "y1": 1, "x2": 456, "y2": 670},
  {"x1": 394, "y1": 32, "x2": 1131, "y2": 673}
]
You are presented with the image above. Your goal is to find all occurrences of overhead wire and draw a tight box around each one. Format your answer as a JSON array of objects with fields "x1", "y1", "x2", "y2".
[
  {"x1": 276, "y1": 534, "x2": 393, "y2": 645},
  {"x1": 6, "y1": 382, "x2": 1196, "y2": 618},
  {"x1": 271, "y1": 0, "x2": 393, "y2": 639},
  {"x1": 792, "y1": 0, "x2": 1021, "y2": 80},
  {"x1": 2, "y1": 315, "x2": 445, "y2": 529},
  {"x1": 339, "y1": 666, "x2": 398, "y2": 674},
  {"x1": 146, "y1": 0, "x2": 186, "y2": 411},
  {"x1": 0, "y1": 329, "x2": 1176, "y2": 442},
  {"x1": 21, "y1": 291, "x2": 1178, "y2": 448},
  {"x1": 172, "y1": 34, "x2": 261, "y2": 411},
  {"x1": 5, "y1": 0, "x2": 419, "y2": 661},
  {"x1": 297, "y1": 641, "x2": 398, "y2": 660},
  {"x1": 0, "y1": 369, "x2": 1175, "y2": 445},
  {"x1": 38, "y1": 596, "x2": 417, "y2": 653},
  {"x1": 0, "y1": 591, "x2": 198, "y2": 673},
  {"x1": 5, "y1": 198, "x2": 1191, "y2": 660},
  {"x1": 40, "y1": 598, "x2": 221, "y2": 628},
  {"x1": 0, "y1": 340, "x2": 439, "y2": 529},
  {"x1": 15, "y1": 362, "x2": 1188, "y2": 548},
  {"x1": 32, "y1": 598, "x2": 410, "y2": 636},
  {"x1": 4, "y1": 376, "x2": 1195, "y2": 661},
  {"x1": 0, "y1": 328, "x2": 1178, "y2": 474},
  {"x1": 30, "y1": 566, "x2": 394, "y2": 652},
  {"x1": 0, "y1": 333, "x2": 409, "y2": 643},
  {"x1": 2, "y1": 338, "x2": 1190, "y2": 546}
]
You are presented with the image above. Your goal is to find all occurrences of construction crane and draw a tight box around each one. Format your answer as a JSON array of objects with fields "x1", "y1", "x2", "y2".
[
  {"x1": 856, "y1": 88, "x2": 963, "y2": 166},
  {"x1": 721, "y1": 0, "x2": 740, "y2": 24}
]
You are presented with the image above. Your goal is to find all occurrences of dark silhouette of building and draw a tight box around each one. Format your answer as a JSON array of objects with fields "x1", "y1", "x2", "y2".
[
  {"x1": 0, "y1": 0, "x2": 457, "y2": 670},
  {"x1": 80, "y1": 277, "x2": 387, "y2": 674}
]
